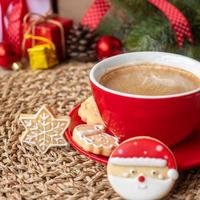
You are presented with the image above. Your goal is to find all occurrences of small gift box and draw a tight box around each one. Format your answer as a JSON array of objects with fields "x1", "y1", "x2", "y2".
[
  {"x1": 26, "y1": 34, "x2": 58, "y2": 69},
  {"x1": 24, "y1": 14, "x2": 73, "y2": 61}
]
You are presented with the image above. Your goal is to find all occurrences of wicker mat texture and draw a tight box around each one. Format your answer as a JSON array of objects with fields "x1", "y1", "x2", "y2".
[{"x1": 0, "y1": 62, "x2": 200, "y2": 200}]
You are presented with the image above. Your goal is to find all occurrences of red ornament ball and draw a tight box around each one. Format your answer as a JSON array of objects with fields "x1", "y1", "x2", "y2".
[
  {"x1": 96, "y1": 35, "x2": 123, "y2": 60},
  {"x1": 0, "y1": 42, "x2": 17, "y2": 69}
]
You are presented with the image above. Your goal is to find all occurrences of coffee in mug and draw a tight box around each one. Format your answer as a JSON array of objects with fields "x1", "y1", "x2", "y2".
[{"x1": 100, "y1": 64, "x2": 200, "y2": 96}]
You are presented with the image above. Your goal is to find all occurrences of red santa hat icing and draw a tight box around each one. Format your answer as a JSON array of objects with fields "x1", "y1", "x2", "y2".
[{"x1": 109, "y1": 136, "x2": 179, "y2": 180}]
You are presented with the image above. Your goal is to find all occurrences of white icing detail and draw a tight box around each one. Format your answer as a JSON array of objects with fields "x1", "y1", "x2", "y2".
[
  {"x1": 108, "y1": 175, "x2": 176, "y2": 200},
  {"x1": 123, "y1": 172, "x2": 129, "y2": 178},
  {"x1": 144, "y1": 151, "x2": 147, "y2": 155},
  {"x1": 158, "y1": 174, "x2": 164, "y2": 180},
  {"x1": 109, "y1": 157, "x2": 167, "y2": 167},
  {"x1": 86, "y1": 138, "x2": 94, "y2": 143},
  {"x1": 118, "y1": 149, "x2": 123, "y2": 154},
  {"x1": 94, "y1": 124, "x2": 105, "y2": 131},
  {"x1": 156, "y1": 145, "x2": 163, "y2": 152},
  {"x1": 74, "y1": 125, "x2": 118, "y2": 149},
  {"x1": 138, "y1": 183, "x2": 147, "y2": 189},
  {"x1": 77, "y1": 129, "x2": 99, "y2": 136},
  {"x1": 167, "y1": 169, "x2": 179, "y2": 180}
]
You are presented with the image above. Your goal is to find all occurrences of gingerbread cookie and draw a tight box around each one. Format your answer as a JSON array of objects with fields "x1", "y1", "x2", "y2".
[
  {"x1": 73, "y1": 124, "x2": 118, "y2": 156},
  {"x1": 78, "y1": 96, "x2": 104, "y2": 125},
  {"x1": 19, "y1": 105, "x2": 70, "y2": 154},
  {"x1": 107, "y1": 136, "x2": 179, "y2": 200}
]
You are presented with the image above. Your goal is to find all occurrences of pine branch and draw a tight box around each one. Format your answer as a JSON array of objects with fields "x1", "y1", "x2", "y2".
[
  {"x1": 123, "y1": 14, "x2": 174, "y2": 50},
  {"x1": 176, "y1": 0, "x2": 200, "y2": 10},
  {"x1": 98, "y1": 0, "x2": 200, "y2": 60}
]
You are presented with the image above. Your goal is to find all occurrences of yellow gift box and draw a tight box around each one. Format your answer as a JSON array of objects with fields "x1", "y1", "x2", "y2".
[{"x1": 25, "y1": 34, "x2": 58, "y2": 69}]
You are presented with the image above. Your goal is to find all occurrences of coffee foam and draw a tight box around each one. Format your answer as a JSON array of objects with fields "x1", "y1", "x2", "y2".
[{"x1": 100, "y1": 64, "x2": 200, "y2": 96}]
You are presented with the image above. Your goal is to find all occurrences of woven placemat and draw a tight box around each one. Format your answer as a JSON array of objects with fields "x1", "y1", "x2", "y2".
[{"x1": 0, "y1": 62, "x2": 199, "y2": 200}]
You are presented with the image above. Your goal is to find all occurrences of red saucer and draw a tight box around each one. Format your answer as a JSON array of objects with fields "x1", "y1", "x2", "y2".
[{"x1": 65, "y1": 104, "x2": 200, "y2": 171}]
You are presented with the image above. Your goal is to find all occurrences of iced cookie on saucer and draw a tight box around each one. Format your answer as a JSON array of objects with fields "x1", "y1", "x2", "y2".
[
  {"x1": 107, "y1": 136, "x2": 179, "y2": 200},
  {"x1": 73, "y1": 124, "x2": 118, "y2": 156},
  {"x1": 78, "y1": 96, "x2": 104, "y2": 125}
]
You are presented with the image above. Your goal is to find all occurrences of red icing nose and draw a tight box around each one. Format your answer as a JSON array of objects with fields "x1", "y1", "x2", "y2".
[{"x1": 138, "y1": 175, "x2": 145, "y2": 182}]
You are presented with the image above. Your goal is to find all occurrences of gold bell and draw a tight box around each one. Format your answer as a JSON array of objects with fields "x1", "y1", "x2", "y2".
[{"x1": 12, "y1": 62, "x2": 24, "y2": 71}]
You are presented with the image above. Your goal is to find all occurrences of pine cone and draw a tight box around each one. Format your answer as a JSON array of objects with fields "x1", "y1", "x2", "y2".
[{"x1": 66, "y1": 24, "x2": 98, "y2": 62}]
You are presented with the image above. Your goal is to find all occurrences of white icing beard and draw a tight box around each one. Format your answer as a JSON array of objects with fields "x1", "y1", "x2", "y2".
[{"x1": 108, "y1": 175, "x2": 175, "y2": 200}]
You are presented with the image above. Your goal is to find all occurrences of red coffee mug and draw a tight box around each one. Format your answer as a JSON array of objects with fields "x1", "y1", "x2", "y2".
[{"x1": 90, "y1": 52, "x2": 200, "y2": 146}]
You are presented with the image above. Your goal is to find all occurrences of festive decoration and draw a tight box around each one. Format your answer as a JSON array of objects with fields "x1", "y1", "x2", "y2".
[
  {"x1": 66, "y1": 24, "x2": 98, "y2": 62},
  {"x1": 73, "y1": 124, "x2": 118, "y2": 156},
  {"x1": 0, "y1": 42, "x2": 18, "y2": 69},
  {"x1": 25, "y1": 34, "x2": 58, "y2": 69},
  {"x1": 107, "y1": 136, "x2": 179, "y2": 200},
  {"x1": 64, "y1": 0, "x2": 122, "y2": 62},
  {"x1": 81, "y1": 0, "x2": 110, "y2": 30},
  {"x1": 23, "y1": 13, "x2": 73, "y2": 61},
  {"x1": 5, "y1": 0, "x2": 28, "y2": 57},
  {"x1": 0, "y1": 1, "x2": 11, "y2": 42},
  {"x1": 0, "y1": 0, "x2": 27, "y2": 68},
  {"x1": 19, "y1": 105, "x2": 70, "y2": 154},
  {"x1": 12, "y1": 62, "x2": 24, "y2": 71},
  {"x1": 98, "y1": 0, "x2": 200, "y2": 59},
  {"x1": 0, "y1": 1, "x2": 71, "y2": 69},
  {"x1": 148, "y1": 0, "x2": 193, "y2": 47},
  {"x1": 96, "y1": 35, "x2": 122, "y2": 60}
]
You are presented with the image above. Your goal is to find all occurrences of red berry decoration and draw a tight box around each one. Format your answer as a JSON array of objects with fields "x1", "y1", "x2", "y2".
[{"x1": 96, "y1": 35, "x2": 123, "y2": 60}]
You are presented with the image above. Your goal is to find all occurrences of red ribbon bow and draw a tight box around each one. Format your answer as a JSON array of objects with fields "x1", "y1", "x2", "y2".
[
  {"x1": 0, "y1": 0, "x2": 27, "y2": 56},
  {"x1": 81, "y1": 0, "x2": 193, "y2": 47},
  {"x1": 81, "y1": 0, "x2": 110, "y2": 30},
  {"x1": 0, "y1": 0, "x2": 13, "y2": 42},
  {"x1": 148, "y1": 0, "x2": 193, "y2": 47}
]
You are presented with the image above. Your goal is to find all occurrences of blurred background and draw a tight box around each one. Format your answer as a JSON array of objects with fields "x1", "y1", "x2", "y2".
[
  {"x1": 0, "y1": 0, "x2": 200, "y2": 71},
  {"x1": 57, "y1": 0, "x2": 93, "y2": 22}
]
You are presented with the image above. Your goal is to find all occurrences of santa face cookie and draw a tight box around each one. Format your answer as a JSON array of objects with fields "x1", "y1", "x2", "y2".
[
  {"x1": 107, "y1": 136, "x2": 179, "y2": 200},
  {"x1": 73, "y1": 124, "x2": 118, "y2": 156}
]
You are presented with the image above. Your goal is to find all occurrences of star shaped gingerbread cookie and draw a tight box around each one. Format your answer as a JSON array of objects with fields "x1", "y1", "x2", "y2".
[{"x1": 19, "y1": 105, "x2": 70, "y2": 154}]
